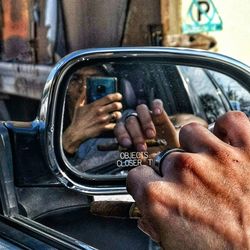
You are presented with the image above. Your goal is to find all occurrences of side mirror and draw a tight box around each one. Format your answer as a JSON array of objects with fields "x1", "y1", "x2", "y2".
[{"x1": 40, "y1": 48, "x2": 250, "y2": 194}]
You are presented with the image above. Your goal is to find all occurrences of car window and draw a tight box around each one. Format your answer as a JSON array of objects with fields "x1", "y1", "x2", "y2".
[
  {"x1": 178, "y1": 66, "x2": 227, "y2": 123},
  {"x1": 209, "y1": 70, "x2": 250, "y2": 116}
]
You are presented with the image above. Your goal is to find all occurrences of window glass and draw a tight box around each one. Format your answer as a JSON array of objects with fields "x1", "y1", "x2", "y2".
[
  {"x1": 209, "y1": 70, "x2": 250, "y2": 116},
  {"x1": 179, "y1": 66, "x2": 226, "y2": 123}
]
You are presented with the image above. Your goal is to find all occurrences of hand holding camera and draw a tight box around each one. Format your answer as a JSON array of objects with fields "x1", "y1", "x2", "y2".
[{"x1": 63, "y1": 76, "x2": 122, "y2": 155}]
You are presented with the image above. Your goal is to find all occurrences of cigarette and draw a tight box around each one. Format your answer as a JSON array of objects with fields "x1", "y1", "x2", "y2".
[{"x1": 90, "y1": 201, "x2": 141, "y2": 219}]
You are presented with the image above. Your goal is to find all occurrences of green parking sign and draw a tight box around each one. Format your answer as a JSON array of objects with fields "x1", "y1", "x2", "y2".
[{"x1": 182, "y1": 0, "x2": 223, "y2": 34}]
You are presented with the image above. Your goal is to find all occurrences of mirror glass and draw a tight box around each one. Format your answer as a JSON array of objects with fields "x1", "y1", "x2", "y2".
[{"x1": 61, "y1": 60, "x2": 250, "y2": 178}]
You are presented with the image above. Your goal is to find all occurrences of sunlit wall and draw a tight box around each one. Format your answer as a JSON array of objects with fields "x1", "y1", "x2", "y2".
[{"x1": 182, "y1": 0, "x2": 250, "y2": 66}]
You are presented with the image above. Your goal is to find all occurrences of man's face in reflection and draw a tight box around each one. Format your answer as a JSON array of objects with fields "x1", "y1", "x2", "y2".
[{"x1": 67, "y1": 66, "x2": 105, "y2": 119}]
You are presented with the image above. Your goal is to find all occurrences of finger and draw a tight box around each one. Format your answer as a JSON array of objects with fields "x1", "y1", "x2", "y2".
[
  {"x1": 114, "y1": 122, "x2": 132, "y2": 148},
  {"x1": 129, "y1": 162, "x2": 242, "y2": 246},
  {"x1": 125, "y1": 116, "x2": 147, "y2": 151},
  {"x1": 111, "y1": 111, "x2": 122, "y2": 121},
  {"x1": 94, "y1": 93, "x2": 122, "y2": 106},
  {"x1": 179, "y1": 122, "x2": 228, "y2": 153},
  {"x1": 103, "y1": 123, "x2": 116, "y2": 131},
  {"x1": 151, "y1": 99, "x2": 179, "y2": 148},
  {"x1": 160, "y1": 151, "x2": 209, "y2": 186},
  {"x1": 129, "y1": 165, "x2": 239, "y2": 243},
  {"x1": 172, "y1": 113, "x2": 208, "y2": 129},
  {"x1": 97, "y1": 111, "x2": 122, "y2": 124},
  {"x1": 98, "y1": 102, "x2": 123, "y2": 114},
  {"x1": 127, "y1": 164, "x2": 214, "y2": 225},
  {"x1": 213, "y1": 111, "x2": 250, "y2": 148},
  {"x1": 126, "y1": 165, "x2": 162, "y2": 204},
  {"x1": 160, "y1": 149, "x2": 243, "y2": 204},
  {"x1": 136, "y1": 104, "x2": 156, "y2": 139}
]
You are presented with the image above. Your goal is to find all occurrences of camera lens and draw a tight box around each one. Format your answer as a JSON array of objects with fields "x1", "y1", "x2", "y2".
[{"x1": 96, "y1": 85, "x2": 106, "y2": 93}]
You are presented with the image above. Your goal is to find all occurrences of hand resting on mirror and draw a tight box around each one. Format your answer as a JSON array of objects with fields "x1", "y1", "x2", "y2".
[{"x1": 127, "y1": 111, "x2": 250, "y2": 249}]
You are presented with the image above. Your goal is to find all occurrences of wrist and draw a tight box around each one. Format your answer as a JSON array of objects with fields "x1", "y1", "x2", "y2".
[{"x1": 62, "y1": 126, "x2": 85, "y2": 154}]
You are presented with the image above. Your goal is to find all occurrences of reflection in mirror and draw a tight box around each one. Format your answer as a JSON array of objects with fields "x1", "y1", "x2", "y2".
[
  {"x1": 61, "y1": 61, "x2": 250, "y2": 179},
  {"x1": 208, "y1": 70, "x2": 250, "y2": 116}
]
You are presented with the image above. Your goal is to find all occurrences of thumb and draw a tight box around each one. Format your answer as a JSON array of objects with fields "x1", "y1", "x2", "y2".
[{"x1": 151, "y1": 99, "x2": 180, "y2": 148}]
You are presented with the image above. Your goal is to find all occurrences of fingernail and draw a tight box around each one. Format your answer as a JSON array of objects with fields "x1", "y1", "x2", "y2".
[
  {"x1": 122, "y1": 138, "x2": 132, "y2": 147},
  {"x1": 137, "y1": 144, "x2": 147, "y2": 152},
  {"x1": 154, "y1": 108, "x2": 162, "y2": 115},
  {"x1": 146, "y1": 129, "x2": 155, "y2": 138}
]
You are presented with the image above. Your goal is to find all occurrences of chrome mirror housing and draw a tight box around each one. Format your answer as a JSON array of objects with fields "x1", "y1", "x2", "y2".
[{"x1": 39, "y1": 47, "x2": 250, "y2": 195}]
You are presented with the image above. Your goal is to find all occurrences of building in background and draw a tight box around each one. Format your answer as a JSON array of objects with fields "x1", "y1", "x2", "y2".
[
  {"x1": 182, "y1": 0, "x2": 250, "y2": 65},
  {"x1": 0, "y1": 0, "x2": 249, "y2": 121}
]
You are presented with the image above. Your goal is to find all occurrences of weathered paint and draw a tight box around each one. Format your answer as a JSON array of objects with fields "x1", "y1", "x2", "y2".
[
  {"x1": 2, "y1": 0, "x2": 32, "y2": 62},
  {"x1": 0, "y1": 62, "x2": 52, "y2": 99}
]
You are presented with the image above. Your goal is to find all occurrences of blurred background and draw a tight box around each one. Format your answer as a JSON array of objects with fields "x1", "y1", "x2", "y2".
[{"x1": 0, "y1": 0, "x2": 249, "y2": 121}]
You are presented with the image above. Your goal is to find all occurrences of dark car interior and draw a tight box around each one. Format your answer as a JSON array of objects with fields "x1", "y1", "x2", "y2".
[{"x1": 0, "y1": 122, "x2": 150, "y2": 250}]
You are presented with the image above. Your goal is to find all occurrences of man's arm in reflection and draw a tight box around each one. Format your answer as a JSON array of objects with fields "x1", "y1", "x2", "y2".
[
  {"x1": 63, "y1": 93, "x2": 122, "y2": 155},
  {"x1": 127, "y1": 111, "x2": 250, "y2": 249}
]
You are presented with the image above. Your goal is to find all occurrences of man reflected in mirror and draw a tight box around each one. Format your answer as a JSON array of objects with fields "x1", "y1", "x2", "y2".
[
  {"x1": 63, "y1": 66, "x2": 122, "y2": 169},
  {"x1": 63, "y1": 64, "x2": 208, "y2": 174}
]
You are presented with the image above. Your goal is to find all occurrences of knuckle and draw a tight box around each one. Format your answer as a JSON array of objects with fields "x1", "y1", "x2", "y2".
[
  {"x1": 209, "y1": 144, "x2": 231, "y2": 160},
  {"x1": 126, "y1": 116, "x2": 139, "y2": 126},
  {"x1": 115, "y1": 111, "x2": 122, "y2": 120},
  {"x1": 218, "y1": 111, "x2": 247, "y2": 125},
  {"x1": 169, "y1": 153, "x2": 195, "y2": 170},
  {"x1": 98, "y1": 115, "x2": 108, "y2": 123},
  {"x1": 112, "y1": 102, "x2": 122, "y2": 110},
  {"x1": 142, "y1": 117, "x2": 153, "y2": 128},
  {"x1": 106, "y1": 93, "x2": 122, "y2": 102},
  {"x1": 105, "y1": 94, "x2": 114, "y2": 102},
  {"x1": 96, "y1": 107, "x2": 104, "y2": 115},
  {"x1": 114, "y1": 92, "x2": 123, "y2": 100},
  {"x1": 180, "y1": 122, "x2": 202, "y2": 136}
]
